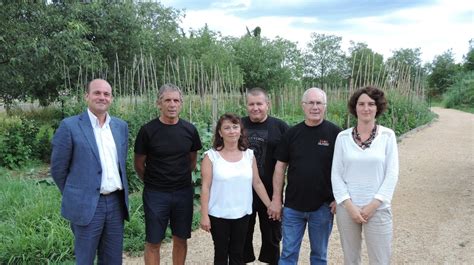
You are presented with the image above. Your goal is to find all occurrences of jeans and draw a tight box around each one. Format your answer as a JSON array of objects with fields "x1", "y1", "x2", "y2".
[{"x1": 279, "y1": 204, "x2": 333, "y2": 265}]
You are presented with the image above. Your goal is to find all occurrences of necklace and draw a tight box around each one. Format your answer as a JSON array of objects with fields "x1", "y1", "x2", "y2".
[{"x1": 352, "y1": 124, "x2": 377, "y2": 149}]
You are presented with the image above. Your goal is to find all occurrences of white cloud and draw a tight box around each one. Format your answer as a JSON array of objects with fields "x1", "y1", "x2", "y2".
[{"x1": 178, "y1": 0, "x2": 473, "y2": 63}]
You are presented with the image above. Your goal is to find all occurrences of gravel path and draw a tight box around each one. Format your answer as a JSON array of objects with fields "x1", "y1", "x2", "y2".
[{"x1": 125, "y1": 107, "x2": 474, "y2": 264}]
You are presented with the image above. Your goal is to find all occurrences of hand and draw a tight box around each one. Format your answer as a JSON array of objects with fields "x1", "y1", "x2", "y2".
[
  {"x1": 360, "y1": 200, "x2": 381, "y2": 221},
  {"x1": 344, "y1": 200, "x2": 367, "y2": 224},
  {"x1": 267, "y1": 200, "x2": 282, "y2": 221},
  {"x1": 200, "y1": 214, "x2": 211, "y2": 232},
  {"x1": 329, "y1": 200, "x2": 337, "y2": 215}
]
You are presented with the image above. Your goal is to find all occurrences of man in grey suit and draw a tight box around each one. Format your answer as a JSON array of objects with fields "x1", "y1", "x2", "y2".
[{"x1": 51, "y1": 78, "x2": 129, "y2": 264}]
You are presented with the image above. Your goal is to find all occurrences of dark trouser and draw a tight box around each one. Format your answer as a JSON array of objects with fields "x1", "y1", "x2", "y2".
[
  {"x1": 210, "y1": 214, "x2": 251, "y2": 265},
  {"x1": 71, "y1": 191, "x2": 125, "y2": 265},
  {"x1": 243, "y1": 206, "x2": 282, "y2": 265}
]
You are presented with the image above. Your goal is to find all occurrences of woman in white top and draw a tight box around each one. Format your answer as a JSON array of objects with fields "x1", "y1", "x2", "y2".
[
  {"x1": 331, "y1": 86, "x2": 399, "y2": 265},
  {"x1": 200, "y1": 113, "x2": 272, "y2": 265}
]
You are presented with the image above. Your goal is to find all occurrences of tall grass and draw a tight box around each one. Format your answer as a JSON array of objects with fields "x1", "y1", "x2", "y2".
[
  {"x1": 0, "y1": 172, "x2": 74, "y2": 264},
  {"x1": 0, "y1": 168, "x2": 152, "y2": 263}
]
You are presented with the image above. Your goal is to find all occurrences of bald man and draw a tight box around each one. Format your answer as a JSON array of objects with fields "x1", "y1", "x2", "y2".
[{"x1": 51, "y1": 79, "x2": 130, "y2": 264}]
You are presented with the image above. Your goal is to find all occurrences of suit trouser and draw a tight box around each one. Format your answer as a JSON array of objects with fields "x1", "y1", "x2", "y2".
[
  {"x1": 243, "y1": 206, "x2": 281, "y2": 264},
  {"x1": 71, "y1": 191, "x2": 125, "y2": 265},
  {"x1": 336, "y1": 204, "x2": 393, "y2": 265}
]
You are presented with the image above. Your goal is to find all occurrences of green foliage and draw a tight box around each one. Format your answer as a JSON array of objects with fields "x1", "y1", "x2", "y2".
[
  {"x1": 304, "y1": 33, "x2": 347, "y2": 89},
  {"x1": 0, "y1": 1, "x2": 184, "y2": 106},
  {"x1": 443, "y1": 71, "x2": 474, "y2": 112},
  {"x1": 0, "y1": 2, "x2": 104, "y2": 107},
  {"x1": 0, "y1": 170, "x2": 153, "y2": 262},
  {"x1": 33, "y1": 124, "x2": 55, "y2": 163},
  {"x1": 123, "y1": 193, "x2": 145, "y2": 255},
  {"x1": 347, "y1": 41, "x2": 385, "y2": 89},
  {"x1": 0, "y1": 116, "x2": 36, "y2": 169},
  {"x1": 230, "y1": 32, "x2": 301, "y2": 91},
  {"x1": 386, "y1": 48, "x2": 426, "y2": 92},
  {"x1": 0, "y1": 108, "x2": 59, "y2": 168},
  {"x1": 463, "y1": 39, "x2": 474, "y2": 71},
  {"x1": 0, "y1": 174, "x2": 74, "y2": 264},
  {"x1": 427, "y1": 49, "x2": 461, "y2": 97},
  {"x1": 380, "y1": 91, "x2": 436, "y2": 136}
]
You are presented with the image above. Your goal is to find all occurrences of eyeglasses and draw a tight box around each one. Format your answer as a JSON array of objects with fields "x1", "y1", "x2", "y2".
[{"x1": 302, "y1": 101, "x2": 326, "y2": 107}]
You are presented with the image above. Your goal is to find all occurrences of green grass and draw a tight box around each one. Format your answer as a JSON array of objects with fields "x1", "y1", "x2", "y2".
[
  {"x1": 0, "y1": 165, "x2": 201, "y2": 263},
  {"x1": 451, "y1": 105, "x2": 474, "y2": 113},
  {"x1": 0, "y1": 170, "x2": 74, "y2": 264}
]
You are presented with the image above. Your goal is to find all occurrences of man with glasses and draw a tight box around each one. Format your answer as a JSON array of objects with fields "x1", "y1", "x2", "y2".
[{"x1": 268, "y1": 87, "x2": 341, "y2": 264}]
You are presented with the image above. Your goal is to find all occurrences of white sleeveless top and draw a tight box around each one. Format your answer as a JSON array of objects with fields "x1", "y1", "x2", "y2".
[{"x1": 205, "y1": 148, "x2": 254, "y2": 219}]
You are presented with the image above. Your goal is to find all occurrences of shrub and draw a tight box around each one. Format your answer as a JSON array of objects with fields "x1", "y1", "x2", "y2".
[
  {"x1": 0, "y1": 117, "x2": 36, "y2": 169},
  {"x1": 33, "y1": 124, "x2": 55, "y2": 163},
  {"x1": 443, "y1": 71, "x2": 474, "y2": 112}
]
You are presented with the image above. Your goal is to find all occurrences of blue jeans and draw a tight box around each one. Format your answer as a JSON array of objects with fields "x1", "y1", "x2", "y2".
[{"x1": 279, "y1": 204, "x2": 333, "y2": 265}]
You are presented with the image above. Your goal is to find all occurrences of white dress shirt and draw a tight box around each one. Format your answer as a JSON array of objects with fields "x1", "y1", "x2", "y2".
[{"x1": 87, "y1": 109, "x2": 123, "y2": 194}]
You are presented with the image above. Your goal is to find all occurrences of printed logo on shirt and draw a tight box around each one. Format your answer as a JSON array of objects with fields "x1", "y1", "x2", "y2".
[{"x1": 318, "y1": 139, "x2": 330, "y2": 146}]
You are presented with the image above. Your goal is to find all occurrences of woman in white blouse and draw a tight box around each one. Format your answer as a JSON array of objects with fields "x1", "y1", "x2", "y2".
[
  {"x1": 200, "y1": 113, "x2": 271, "y2": 265},
  {"x1": 331, "y1": 86, "x2": 399, "y2": 265}
]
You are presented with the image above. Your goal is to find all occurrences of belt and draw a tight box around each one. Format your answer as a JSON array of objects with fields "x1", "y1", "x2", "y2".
[{"x1": 100, "y1": 189, "x2": 122, "y2": 196}]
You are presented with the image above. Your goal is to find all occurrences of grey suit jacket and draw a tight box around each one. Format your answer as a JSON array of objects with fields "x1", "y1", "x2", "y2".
[{"x1": 51, "y1": 111, "x2": 129, "y2": 225}]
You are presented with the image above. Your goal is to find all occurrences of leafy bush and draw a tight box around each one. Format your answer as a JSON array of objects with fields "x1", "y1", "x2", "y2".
[
  {"x1": 443, "y1": 71, "x2": 474, "y2": 112},
  {"x1": 0, "y1": 117, "x2": 36, "y2": 169},
  {"x1": 33, "y1": 124, "x2": 55, "y2": 163}
]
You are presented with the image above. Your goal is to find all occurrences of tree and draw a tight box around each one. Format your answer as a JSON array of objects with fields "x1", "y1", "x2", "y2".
[
  {"x1": 427, "y1": 49, "x2": 460, "y2": 97},
  {"x1": 303, "y1": 33, "x2": 346, "y2": 89},
  {"x1": 0, "y1": 2, "x2": 185, "y2": 106},
  {"x1": 0, "y1": 3, "x2": 103, "y2": 107},
  {"x1": 347, "y1": 41, "x2": 385, "y2": 89},
  {"x1": 386, "y1": 48, "x2": 426, "y2": 90},
  {"x1": 230, "y1": 29, "x2": 301, "y2": 91},
  {"x1": 463, "y1": 39, "x2": 474, "y2": 71}
]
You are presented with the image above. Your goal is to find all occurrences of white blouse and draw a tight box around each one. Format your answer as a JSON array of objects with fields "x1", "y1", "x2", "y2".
[
  {"x1": 205, "y1": 148, "x2": 254, "y2": 219},
  {"x1": 331, "y1": 125, "x2": 399, "y2": 209}
]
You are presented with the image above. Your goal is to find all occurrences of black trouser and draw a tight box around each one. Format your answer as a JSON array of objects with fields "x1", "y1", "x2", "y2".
[
  {"x1": 210, "y1": 214, "x2": 251, "y2": 265},
  {"x1": 243, "y1": 206, "x2": 282, "y2": 265}
]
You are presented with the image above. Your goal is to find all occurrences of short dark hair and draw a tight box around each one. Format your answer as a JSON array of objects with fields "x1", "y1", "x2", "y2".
[
  {"x1": 348, "y1": 86, "x2": 387, "y2": 118},
  {"x1": 212, "y1": 113, "x2": 248, "y2": 151},
  {"x1": 246, "y1": 87, "x2": 269, "y2": 102}
]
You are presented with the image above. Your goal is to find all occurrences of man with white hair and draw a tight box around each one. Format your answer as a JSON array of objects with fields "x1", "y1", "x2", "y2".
[{"x1": 268, "y1": 87, "x2": 341, "y2": 264}]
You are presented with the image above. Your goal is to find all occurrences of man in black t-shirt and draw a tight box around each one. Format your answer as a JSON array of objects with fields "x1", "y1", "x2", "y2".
[
  {"x1": 268, "y1": 87, "x2": 341, "y2": 264},
  {"x1": 134, "y1": 84, "x2": 202, "y2": 265},
  {"x1": 242, "y1": 88, "x2": 289, "y2": 265}
]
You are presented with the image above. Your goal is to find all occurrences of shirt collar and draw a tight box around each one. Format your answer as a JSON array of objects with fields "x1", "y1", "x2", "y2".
[{"x1": 87, "y1": 108, "x2": 111, "y2": 128}]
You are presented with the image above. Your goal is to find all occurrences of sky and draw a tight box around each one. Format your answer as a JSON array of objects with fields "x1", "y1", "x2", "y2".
[{"x1": 160, "y1": 0, "x2": 473, "y2": 64}]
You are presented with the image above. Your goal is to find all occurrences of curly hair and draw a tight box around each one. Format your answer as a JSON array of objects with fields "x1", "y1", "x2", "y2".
[
  {"x1": 212, "y1": 113, "x2": 248, "y2": 151},
  {"x1": 348, "y1": 86, "x2": 387, "y2": 118}
]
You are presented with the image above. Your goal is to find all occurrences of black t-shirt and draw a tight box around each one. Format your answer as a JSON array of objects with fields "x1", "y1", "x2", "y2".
[
  {"x1": 242, "y1": 116, "x2": 290, "y2": 209},
  {"x1": 275, "y1": 120, "x2": 341, "y2": 212},
  {"x1": 134, "y1": 118, "x2": 202, "y2": 191}
]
